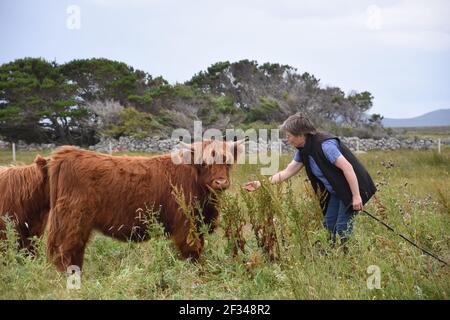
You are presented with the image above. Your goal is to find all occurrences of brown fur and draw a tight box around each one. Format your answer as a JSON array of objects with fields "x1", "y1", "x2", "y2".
[
  {"x1": 46, "y1": 140, "x2": 244, "y2": 271},
  {"x1": 0, "y1": 156, "x2": 50, "y2": 252}
]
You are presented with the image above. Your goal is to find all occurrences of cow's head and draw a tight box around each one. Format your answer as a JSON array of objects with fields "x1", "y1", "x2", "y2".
[{"x1": 175, "y1": 139, "x2": 245, "y2": 191}]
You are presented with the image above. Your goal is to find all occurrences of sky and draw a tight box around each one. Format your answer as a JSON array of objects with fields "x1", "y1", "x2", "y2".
[{"x1": 0, "y1": 0, "x2": 449, "y2": 118}]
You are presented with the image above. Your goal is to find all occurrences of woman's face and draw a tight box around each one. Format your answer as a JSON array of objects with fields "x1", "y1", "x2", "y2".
[{"x1": 286, "y1": 132, "x2": 306, "y2": 148}]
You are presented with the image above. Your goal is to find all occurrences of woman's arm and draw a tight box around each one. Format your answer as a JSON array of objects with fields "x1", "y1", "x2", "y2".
[
  {"x1": 269, "y1": 160, "x2": 303, "y2": 183},
  {"x1": 244, "y1": 160, "x2": 303, "y2": 191},
  {"x1": 334, "y1": 155, "x2": 363, "y2": 211}
]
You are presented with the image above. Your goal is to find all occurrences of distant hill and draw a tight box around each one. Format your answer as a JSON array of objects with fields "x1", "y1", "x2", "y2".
[{"x1": 382, "y1": 109, "x2": 450, "y2": 127}]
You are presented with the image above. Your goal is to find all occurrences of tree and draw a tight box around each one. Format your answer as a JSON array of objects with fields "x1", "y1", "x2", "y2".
[
  {"x1": 83, "y1": 99, "x2": 124, "y2": 136},
  {"x1": 60, "y1": 58, "x2": 151, "y2": 106},
  {"x1": 348, "y1": 91, "x2": 373, "y2": 113},
  {"x1": 0, "y1": 58, "x2": 90, "y2": 144},
  {"x1": 0, "y1": 57, "x2": 382, "y2": 144},
  {"x1": 368, "y1": 113, "x2": 384, "y2": 126}
]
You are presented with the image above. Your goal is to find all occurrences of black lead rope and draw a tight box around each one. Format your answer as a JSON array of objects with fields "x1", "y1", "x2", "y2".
[{"x1": 354, "y1": 208, "x2": 449, "y2": 267}]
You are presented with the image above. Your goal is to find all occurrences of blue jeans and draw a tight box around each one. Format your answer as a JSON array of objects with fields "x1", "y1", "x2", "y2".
[{"x1": 323, "y1": 194, "x2": 355, "y2": 243}]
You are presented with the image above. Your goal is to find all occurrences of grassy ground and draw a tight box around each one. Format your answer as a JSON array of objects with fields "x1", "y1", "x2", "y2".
[
  {"x1": 391, "y1": 126, "x2": 450, "y2": 139},
  {"x1": 0, "y1": 147, "x2": 449, "y2": 299}
]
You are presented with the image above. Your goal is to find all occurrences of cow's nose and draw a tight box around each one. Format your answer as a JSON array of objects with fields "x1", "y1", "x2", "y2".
[{"x1": 212, "y1": 179, "x2": 230, "y2": 189}]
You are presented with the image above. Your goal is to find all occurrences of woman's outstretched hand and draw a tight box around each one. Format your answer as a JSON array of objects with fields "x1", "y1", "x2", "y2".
[{"x1": 244, "y1": 181, "x2": 261, "y2": 192}]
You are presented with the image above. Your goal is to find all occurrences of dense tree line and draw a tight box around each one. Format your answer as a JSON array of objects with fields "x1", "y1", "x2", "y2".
[{"x1": 0, "y1": 57, "x2": 383, "y2": 145}]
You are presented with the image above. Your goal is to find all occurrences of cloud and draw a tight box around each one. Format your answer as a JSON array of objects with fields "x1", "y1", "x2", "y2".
[
  {"x1": 1, "y1": 0, "x2": 449, "y2": 117},
  {"x1": 92, "y1": 0, "x2": 163, "y2": 7},
  {"x1": 362, "y1": 0, "x2": 450, "y2": 50},
  {"x1": 378, "y1": 0, "x2": 449, "y2": 32}
]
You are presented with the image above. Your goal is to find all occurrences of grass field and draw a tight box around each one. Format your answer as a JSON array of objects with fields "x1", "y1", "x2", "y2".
[
  {"x1": 0, "y1": 147, "x2": 449, "y2": 299},
  {"x1": 391, "y1": 126, "x2": 450, "y2": 139}
]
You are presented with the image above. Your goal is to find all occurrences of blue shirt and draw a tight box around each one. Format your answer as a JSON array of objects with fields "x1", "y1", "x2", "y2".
[{"x1": 293, "y1": 139, "x2": 342, "y2": 193}]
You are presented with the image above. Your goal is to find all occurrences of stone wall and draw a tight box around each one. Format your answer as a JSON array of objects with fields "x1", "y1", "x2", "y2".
[
  {"x1": 1, "y1": 136, "x2": 448, "y2": 154},
  {"x1": 86, "y1": 136, "x2": 446, "y2": 153}
]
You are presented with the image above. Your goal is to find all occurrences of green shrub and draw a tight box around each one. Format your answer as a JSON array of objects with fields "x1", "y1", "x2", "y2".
[{"x1": 105, "y1": 107, "x2": 162, "y2": 138}]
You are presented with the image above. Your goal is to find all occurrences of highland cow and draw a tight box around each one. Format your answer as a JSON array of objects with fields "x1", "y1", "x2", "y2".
[
  {"x1": 46, "y1": 140, "x2": 245, "y2": 271},
  {"x1": 0, "y1": 156, "x2": 50, "y2": 252}
]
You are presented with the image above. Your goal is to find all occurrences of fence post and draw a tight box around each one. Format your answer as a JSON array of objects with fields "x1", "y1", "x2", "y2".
[
  {"x1": 12, "y1": 142, "x2": 16, "y2": 162},
  {"x1": 438, "y1": 138, "x2": 441, "y2": 154},
  {"x1": 109, "y1": 141, "x2": 112, "y2": 155}
]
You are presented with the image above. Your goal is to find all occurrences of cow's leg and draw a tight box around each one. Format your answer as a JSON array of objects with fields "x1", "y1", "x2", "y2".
[
  {"x1": 178, "y1": 236, "x2": 204, "y2": 261},
  {"x1": 202, "y1": 201, "x2": 220, "y2": 234},
  {"x1": 19, "y1": 208, "x2": 50, "y2": 256},
  {"x1": 17, "y1": 223, "x2": 32, "y2": 252},
  {"x1": 0, "y1": 218, "x2": 6, "y2": 242},
  {"x1": 31, "y1": 209, "x2": 50, "y2": 238},
  {"x1": 47, "y1": 203, "x2": 93, "y2": 272},
  {"x1": 48, "y1": 224, "x2": 92, "y2": 272},
  {"x1": 172, "y1": 222, "x2": 205, "y2": 261}
]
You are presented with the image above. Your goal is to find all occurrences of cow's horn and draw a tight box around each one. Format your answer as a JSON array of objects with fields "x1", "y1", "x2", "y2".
[
  {"x1": 233, "y1": 137, "x2": 248, "y2": 146},
  {"x1": 179, "y1": 141, "x2": 192, "y2": 149}
]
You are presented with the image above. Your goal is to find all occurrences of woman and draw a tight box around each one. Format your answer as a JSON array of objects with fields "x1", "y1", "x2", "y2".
[{"x1": 245, "y1": 113, "x2": 376, "y2": 244}]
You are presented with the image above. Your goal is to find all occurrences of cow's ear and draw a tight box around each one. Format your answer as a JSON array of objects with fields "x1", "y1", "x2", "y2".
[
  {"x1": 172, "y1": 149, "x2": 195, "y2": 165},
  {"x1": 34, "y1": 155, "x2": 47, "y2": 167},
  {"x1": 172, "y1": 141, "x2": 196, "y2": 164},
  {"x1": 179, "y1": 141, "x2": 192, "y2": 150},
  {"x1": 34, "y1": 155, "x2": 48, "y2": 175}
]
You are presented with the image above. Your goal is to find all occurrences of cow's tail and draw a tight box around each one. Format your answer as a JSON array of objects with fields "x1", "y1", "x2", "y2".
[
  {"x1": 46, "y1": 155, "x2": 63, "y2": 264},
  {"x1": 48, "y1": 157, "x2": 61, "y2": 216},
  {"x1": 46, "y1": 146, "x2": 84, "y2": 271}
]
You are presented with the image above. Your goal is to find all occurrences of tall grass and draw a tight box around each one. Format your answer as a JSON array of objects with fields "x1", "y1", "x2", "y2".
[{"x1": 0, "y1": 148, "x2": 449, "y2": 299}]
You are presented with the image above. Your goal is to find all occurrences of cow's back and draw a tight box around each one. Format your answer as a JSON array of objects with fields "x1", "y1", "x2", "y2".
[
  {"x1": 48, "y1": 146, "x2": 201, "y2": 238},
  {"x1": 0, "y1": 157, "x2": 48, "y2": 220}
]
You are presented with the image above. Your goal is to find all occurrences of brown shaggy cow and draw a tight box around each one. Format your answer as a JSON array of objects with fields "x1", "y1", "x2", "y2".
[
  {"x1": 0, "y1": 156, "x2": 50, "y2": 252},
  {"x1": 47, "y1": 140, "x2": 245, "y2": 271}
]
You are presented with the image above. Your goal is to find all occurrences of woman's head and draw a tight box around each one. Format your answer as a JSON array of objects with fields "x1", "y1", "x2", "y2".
[{"x1": 280, "y1": 113, "x2": 316, "y2": 148}]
